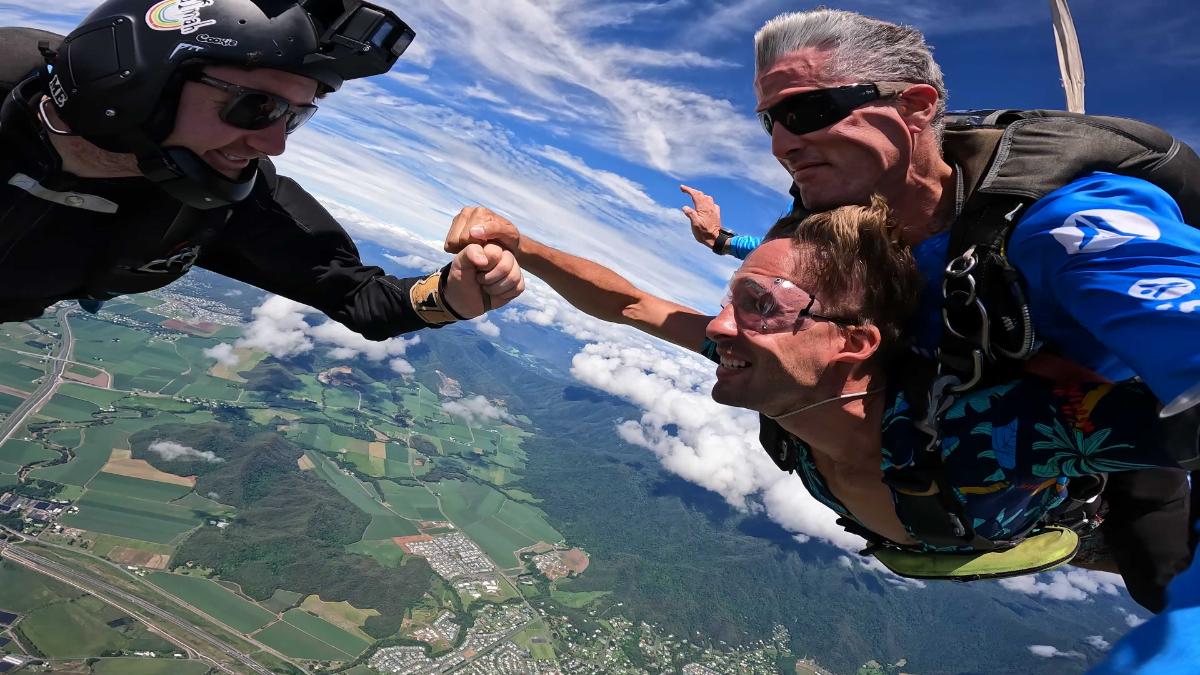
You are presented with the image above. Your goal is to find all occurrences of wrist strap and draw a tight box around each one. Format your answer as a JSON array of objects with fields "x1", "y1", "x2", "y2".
[
  {"x1": 409, "y1": 264, "x2": 467, "y2": 326},
  {"x1": 713, "y1": 229, "x2": 734, "y2": 255}
]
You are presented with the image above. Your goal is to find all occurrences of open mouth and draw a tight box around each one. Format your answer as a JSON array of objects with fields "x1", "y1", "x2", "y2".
[
  {"x1": 719, "y1": 356, "x2": 751, "y2": 370},
  {"x1": 206, "y1": 149, "x2": 254, "y2": 175}
]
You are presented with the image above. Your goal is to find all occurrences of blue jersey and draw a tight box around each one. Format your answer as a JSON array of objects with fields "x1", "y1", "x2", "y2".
[
  {"x1": 727, "y1": 234, "x2": 761, "y2": 260},
  {"x1": 1088, "y1": 529, "x2": 1200, "y2": 674},
  {"x1": 913, "y1": 172, "x2": 1200, "y2": 409}
]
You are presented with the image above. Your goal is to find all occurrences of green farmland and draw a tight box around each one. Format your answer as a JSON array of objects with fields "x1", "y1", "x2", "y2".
[
  {"x1": 0, "y1": 439, "x2": 58, "y2": 467},
  {"x1": 87, "y1": 471, "x2": 194, "y2": 503},
  {"x1": 61, "y1": 491, "x2": 202, "y2": 544},
  {"x1": 92, "y1": 658, "x2": 211, "y2": 675},
  {"x1": 282, "y1": 607, "x2": 370, "y2": 656},
  {"x1": 30, "y1": 424, "x2": 125, "y2": 487},
  {"x1": 15, "y1": 594, "x2": 173, "y2": 658},
  {"x1": 437, "y1": 479, "x2": 563, "y2": 566},
  {"x1": 37, "y1": 393, "x2": 100, "y2": 423},
  {"x1": 377, "y1": 481, "x2": 444, "y2": 521},
  {"x1": 255, "y1": 619, "x2": 354, "y2": 661},
  {"x1": 148, "y1": 572, "x2": 276, "y2": 634}
]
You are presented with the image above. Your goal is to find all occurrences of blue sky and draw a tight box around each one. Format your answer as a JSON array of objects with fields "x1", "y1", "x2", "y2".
[
  {"x1": 4, "y1": 0, "x2": 1195, "y2": 610},
  {"x1": 6, "y1": 0, "x2": 1198, "y2": 312}
]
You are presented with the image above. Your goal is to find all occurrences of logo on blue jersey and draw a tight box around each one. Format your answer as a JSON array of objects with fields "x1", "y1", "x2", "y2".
[
  {"x1": 1050, "y1": 209, "x2": 1160, "y2": 255},
  {"x1": 1128, "y1": 277, "x2": 1196, "y2": 301}
]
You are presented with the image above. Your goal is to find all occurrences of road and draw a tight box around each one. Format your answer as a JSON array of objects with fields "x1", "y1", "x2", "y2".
[
  {"x1": 0, "y1": 308, "x2": 75, "y2": 446},
  {"x1": 0, "y1": 539, "x2": 274, "y2": 675}
]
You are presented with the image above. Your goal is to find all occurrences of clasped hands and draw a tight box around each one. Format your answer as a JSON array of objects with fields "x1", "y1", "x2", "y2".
[{"x1": 440, "y1": 207, "x2": 525, "y2": 319}]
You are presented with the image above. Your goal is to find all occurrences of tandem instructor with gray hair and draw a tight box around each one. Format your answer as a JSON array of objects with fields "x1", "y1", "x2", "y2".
[
  {"x1": 0, "y1": 0, "x2": 524, "y2": 338},
  {"x1": 679, "y1": 9, "x2": 1200, "y2": 612}
]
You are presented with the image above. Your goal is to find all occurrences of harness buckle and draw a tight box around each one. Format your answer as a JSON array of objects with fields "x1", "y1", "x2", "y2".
[{"x1": 916, "y1": 373, "x2": 961, "y2": 454}]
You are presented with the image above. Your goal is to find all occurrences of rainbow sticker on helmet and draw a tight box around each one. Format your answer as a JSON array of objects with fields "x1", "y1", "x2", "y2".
[{"x1": 145, "y1": 0, "x2": 217, "y2": 35}]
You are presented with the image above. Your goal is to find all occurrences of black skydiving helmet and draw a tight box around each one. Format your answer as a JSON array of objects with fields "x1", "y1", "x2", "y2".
[{"x1": 45, "y1": 0, "x2": 415, "y2": 209}]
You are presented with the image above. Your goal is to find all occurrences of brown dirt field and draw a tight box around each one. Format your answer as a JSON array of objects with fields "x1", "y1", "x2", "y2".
[
  {"x1": 0, "y1": 384, "x2": 30, "y2": 398},
  {"x1": 562, "y1": 548, "x2": 590, "y2": 575},
  {"x1": 368, "y1": 442, "x2": 387, "y2": 460},
  {"x1": 162, "y1": 318, "x2": 221, "y2": 337},
  {"x1": 108, "y1": 547, "x2": 171, "y2": 570},
  {"x1": 62, "y1": 371, "x2": 110, "y2": 388},
  {"x1": 393, "y1": 534, "x2": 434, "y2": 554},
  {"x1": 101, "y1": 450, "x2": 196, "y2": 487},
  {"x1": 297, "y1": 455, "x2": 315, "y2": 471}
]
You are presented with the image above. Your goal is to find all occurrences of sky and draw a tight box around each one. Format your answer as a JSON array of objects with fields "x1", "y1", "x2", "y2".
[{"x1": 6, "y1": 0, "x2": 1198, "y2": 613}]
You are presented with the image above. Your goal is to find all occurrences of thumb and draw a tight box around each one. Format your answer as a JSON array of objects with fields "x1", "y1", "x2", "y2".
[
  {"x1": 469, "y1": 224, "x2": 487, "y2": 241},
  {"x1": 681, "y1": 206, "x2": 696, "y2": 217},
  {"x1": 456, "y1": 243, "x2": 489, "y2": 271}
]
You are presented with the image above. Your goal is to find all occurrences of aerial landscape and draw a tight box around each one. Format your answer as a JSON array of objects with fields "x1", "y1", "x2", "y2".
[
  {"x1": 0, "y1": 0, "x2": 1194, "y2": 673},
  {"x1": 0, "y1": 259, "x2": 1151, "y2": 675}
]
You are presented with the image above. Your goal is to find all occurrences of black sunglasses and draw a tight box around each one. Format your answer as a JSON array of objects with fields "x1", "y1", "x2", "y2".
[
  {"x1": 194, "y1": 75, "x2": 319, "y2": 134},
  {"x1": 757, "y1": 82, "x2": 910, "y2": 137}
]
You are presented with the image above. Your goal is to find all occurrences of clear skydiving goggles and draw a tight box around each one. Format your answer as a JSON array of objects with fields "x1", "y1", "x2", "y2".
[{"x1": 721, "y1": 273, "x2": 859, "y2": 334}]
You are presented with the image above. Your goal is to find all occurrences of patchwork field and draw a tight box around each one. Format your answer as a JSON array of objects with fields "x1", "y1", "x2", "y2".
[
  {"x1": 377, "y1": 482, "x2": 444, "y2": 521},
  {"x1": 437, "y1": 480, "x2": 564, "y2": 567},
  {"x1": 30, "y1": 425, "x2": 127, "y2": 487},
  {"x1": 282, "y1": 607, "x2": 370, "y2": 656},
  {"x1": 61, "y1": 491, "x2": 202, "y2": 544},
  {"x1": 148, "y1": 572, "x2": 275, "y2": 634},
  {"x1": 254, "y1": 619, "x2": 354, "y2": 661},
  {"x1": 299, "y1": 595, "x2": 379, "y2": 642},
  {"x1": 37, "y1": 393, "x2": 100, "y2": 423},
  {"x1": 88, "y1": 470, "x2": 194, "y2": 501},
  {"x1": 100, "y1": 448, "x2": 197, "y2": 488},
  {"x1": 0, "y1": 439, "x2": 58, "y2": 467},
  {"x1": 15, "y1": 594, "x2": 173, "y2": 658}
]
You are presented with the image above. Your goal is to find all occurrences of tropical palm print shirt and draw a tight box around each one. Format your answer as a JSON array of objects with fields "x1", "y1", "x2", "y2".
[{"x1": 772, "y1": 377, "x2": 1173, "y2": 550}]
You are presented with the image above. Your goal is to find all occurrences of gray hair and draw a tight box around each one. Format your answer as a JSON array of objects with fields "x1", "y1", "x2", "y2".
[{"x1": 754, "y1": 9, "x2": 948, "y2": 141}]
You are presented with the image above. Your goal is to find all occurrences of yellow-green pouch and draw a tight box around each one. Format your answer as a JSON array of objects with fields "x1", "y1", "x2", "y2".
[{"x1": 871, "y1": 526, "x2": 1080, "y2": 581}]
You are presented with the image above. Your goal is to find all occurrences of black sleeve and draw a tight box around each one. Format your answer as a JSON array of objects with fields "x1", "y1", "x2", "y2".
[{"x1": 197, "y1": 164, "x2": 437, "y2": 340}]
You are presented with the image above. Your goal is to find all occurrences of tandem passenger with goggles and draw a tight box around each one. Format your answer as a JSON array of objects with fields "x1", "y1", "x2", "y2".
[
  {"x1": 445, "y1": 199, "x2": 1193, "y2": 594},
  {"x1": 676, "y1": 9, "x2": 1200, "y2": 612},
  {"x1": 0, "y1": 0, "x2": 524, "y2": 335}
]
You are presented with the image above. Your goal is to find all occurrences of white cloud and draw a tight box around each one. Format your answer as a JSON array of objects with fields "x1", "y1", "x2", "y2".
[
  {"x1": 236, "y1": 296, "x2": 315, "y2": 359},
  {"x1": 464, "y1": 83, "x2": 508, "y2": 104},
  {"x1": 385, "y1": 253, "x2": 441, "y2": 270},
  {"x1": 472, "y1": 317, "x2": 501, "y2": 338},
  {"x1": 147, "y1": 440, "x2": 223, "y2": 463},
  {"x1": 393, "y1": 1, "x2": 784, "y2": 191},
  {"x1": 1085, "y1": 635, "x2": 1111, "y2": 651},
  {"x1": 998, "y1": 569, "x2": 1124, "y2": 602},
  {"x1": 235, "y1": 295, "x2": 419, "y2": 365},
  {"x1": 390, "y1": 358, "x2": 416, "y2": 376},
  {"x1": 203, "y1": 343, "x2": 239, "y2": 368},
  {"x1": 1118, "y1": 607, "x2": 1148, "y2": 628},
  {"x1": 442, "y1": 395, "x2": 513, "y2": 425},
  {"x1": 1028, "y1": 645, "x2": 1084, "y2": 659}
]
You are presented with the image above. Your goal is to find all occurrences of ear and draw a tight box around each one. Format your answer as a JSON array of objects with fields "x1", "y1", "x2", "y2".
[
  {"x1": 828, "y1": 323, "x2": 883, "y2": 366},
  {"x1": 894, "y1": 83, "x2": 939, "y2": 134}
]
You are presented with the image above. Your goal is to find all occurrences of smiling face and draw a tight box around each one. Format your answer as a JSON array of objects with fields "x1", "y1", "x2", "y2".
[
  {"x1": 160, "y1": 65, "x2": 320, "y2": 178},
  {"x1": 705, "y1": 238, "x2": 849, "y2": 417},
  {"x1": 754, "y1": 48, "x2": 912, "y2": 211}
]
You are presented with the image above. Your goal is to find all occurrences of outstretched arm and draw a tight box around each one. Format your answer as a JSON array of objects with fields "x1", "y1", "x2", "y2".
[
  {"x1": 445, "y1": 207, "x2": 712, "y2": 352},
  {"x1": 680, "y1": 184, "x2": 762, "y2": 260}
]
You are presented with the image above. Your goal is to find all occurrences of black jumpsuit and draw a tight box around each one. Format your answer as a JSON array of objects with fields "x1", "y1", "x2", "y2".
[{"x1": 0, "y1": 78, "x2": 432, "y2": 338}]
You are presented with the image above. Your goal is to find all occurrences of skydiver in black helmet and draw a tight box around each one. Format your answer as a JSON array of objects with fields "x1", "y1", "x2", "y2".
[{"x1": 0, "y1": 0, "x2": 524, "y2": 333}]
